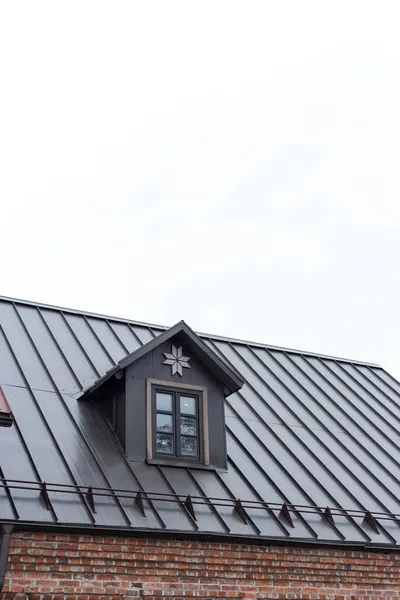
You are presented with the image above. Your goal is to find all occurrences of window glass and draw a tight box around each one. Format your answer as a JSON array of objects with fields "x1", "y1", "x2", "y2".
[
  {"x1": 156, "y1": 392, "x2": 173, "y2": 412},
  {"x1": 180, "y1": 416, "x2": 196, "y2": 436},
  {"x1": 180, "y1": 395, "x2": 196, "y2": 415},
  {"x1": 156, "y1": 433, "x2": 174, "y2": 454},
  {"x1": 181, "y1": 436, "x2": 198, "y2": 456},
  {"x1": 157, "y1": 413, "x2": 173, "y2": 433}
]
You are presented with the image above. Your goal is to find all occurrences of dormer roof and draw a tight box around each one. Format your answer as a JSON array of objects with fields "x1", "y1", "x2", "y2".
[{"x1": 83, "y1": 319, "x2": 244, "y2": 398}]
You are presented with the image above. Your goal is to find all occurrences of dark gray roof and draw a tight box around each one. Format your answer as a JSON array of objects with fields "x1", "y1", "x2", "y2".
[{"x1": 1, "y1": 295, "x2": 400, "y2": 548}]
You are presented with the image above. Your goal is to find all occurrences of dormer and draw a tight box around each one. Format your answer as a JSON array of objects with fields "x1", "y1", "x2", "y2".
[{"x1": 83, "y1": 321, "x2": 244, "y2": 470}]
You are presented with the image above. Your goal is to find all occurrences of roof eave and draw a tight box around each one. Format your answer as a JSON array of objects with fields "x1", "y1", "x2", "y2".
[
  {"x1": 82, "y1": 365, "x2": 121, "y2": 397},
  {"x1": 3, "y1": 520, "x2": 400, "y2": 552}
]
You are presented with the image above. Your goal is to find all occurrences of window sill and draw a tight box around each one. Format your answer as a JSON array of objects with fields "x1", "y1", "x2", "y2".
[{"x1": 145, "y1": 458, "x2": 226, "y2": 472}]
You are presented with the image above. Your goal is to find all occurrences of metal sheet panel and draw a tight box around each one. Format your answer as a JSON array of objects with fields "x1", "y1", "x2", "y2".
[
  {"x1": 225, "y1": 415, "x2": 318, "y2": 539},
  {"x1": 40, "y1": 309, "x2": 98, "y2": 391},
  {"x1": 190, "y1": 468, "x2": 258, "y2": 536},
  {"x1": 86, "y1": 318, "x2": 129, "y2": 364},
  {"x1": 33, "y1": 389, "x2": 126, "y2": 527},
  {"x1": 159, "y1": 466, "x2": 226, "y2": 534},
  {"x1": 107, "y1": 321, "x2": 143, "y2": 354},
  {"x1": 130, "y1": 326, "x2": 155, "y2": 345},
  {"x1": 0, "y1": 387, "x2": 54, "y2": 523},
  {"x1": 62, "y1": 394, "x2": 162, "y2": 529},
  {"x1": 63, "y1": 313, "x2": 114, "y2": 376},
  {"x1": 218, "y1": 461, "x2": 294, "y2": 539},
  {"x1": 16, "y1": 304, "x2": 81, "y2": 397},
  {"x1": 0, "y1": 301, "x2": 54, "y2": 392},
  {"x1": 5, "y1": 386, "x2": 91, "y2": 524},
  {"x1": 130, "y1": 462, "x2": 195, "y2": 532}
]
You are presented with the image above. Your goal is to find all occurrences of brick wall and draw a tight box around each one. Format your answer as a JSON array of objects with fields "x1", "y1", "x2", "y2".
[{"x1": 2, "y1": 531, "x2": 400, "y2": 600}]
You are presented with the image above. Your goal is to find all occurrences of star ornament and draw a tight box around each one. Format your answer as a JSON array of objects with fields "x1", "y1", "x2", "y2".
[{"x1": 163, "y1": 345, "x2": 191, "y2": 376}]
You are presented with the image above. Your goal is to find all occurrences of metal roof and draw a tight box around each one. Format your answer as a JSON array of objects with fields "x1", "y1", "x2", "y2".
[{"x1": 1, "y1": 295, "x2": 400, "y2": 547}]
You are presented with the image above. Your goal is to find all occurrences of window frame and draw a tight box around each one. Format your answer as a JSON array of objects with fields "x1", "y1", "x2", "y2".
[
  {"x1": 154, "y1": 388, "x2": 200, "y2": 460},
  {"x1": 146, "y1": 379, "x2": 209, "y2": 466}
]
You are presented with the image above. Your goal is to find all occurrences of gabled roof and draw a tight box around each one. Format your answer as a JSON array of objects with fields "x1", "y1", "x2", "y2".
[
  {"x1": 84, "y1": 319, "x2": 244, "y2": 397},
  {"x1": 1, "y1": 295, "x2": 400, "y2": 548}
]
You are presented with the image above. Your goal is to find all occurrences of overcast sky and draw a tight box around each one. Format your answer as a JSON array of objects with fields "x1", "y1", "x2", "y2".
[{"x1": 1, "y1": 1, "x2": 399, "y2": 375}]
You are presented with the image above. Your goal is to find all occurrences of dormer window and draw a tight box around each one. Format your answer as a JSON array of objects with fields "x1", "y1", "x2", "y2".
[
  {"x1": 154, "y1": 387, "x2": 201, "y2": 460},
  {"x1": 147, "y1": 380, "x2": 209, "y2": 465},
  {"x1": 85, "y1": 320, "x2": 244, "y2": 471}
]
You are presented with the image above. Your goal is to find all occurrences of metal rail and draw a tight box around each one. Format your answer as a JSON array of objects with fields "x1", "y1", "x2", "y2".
[{"x1": 0, "y1": 477, "x2": 396, "y2": 532}]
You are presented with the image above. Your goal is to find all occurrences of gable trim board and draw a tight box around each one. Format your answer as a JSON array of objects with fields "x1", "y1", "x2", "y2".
[{"x1": 83, "y1": 320, "x2": 244, "y2": 398}]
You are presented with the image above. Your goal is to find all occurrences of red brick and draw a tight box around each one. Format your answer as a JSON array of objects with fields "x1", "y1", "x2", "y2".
[{"x1": 3, "y1": 532, "x2": 400, "y2": 599}]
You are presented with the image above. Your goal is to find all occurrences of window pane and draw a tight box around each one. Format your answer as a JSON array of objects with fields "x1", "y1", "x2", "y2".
[
  {"x1": 180, "y1": 395, "x2": 196, "y2": 415},
  {"x1": 181, "y1": 416, "x2": 196, "y2": 436},
  {"x1": 156, "y1": 433, "x2": 174, "y2": 454},
  {"x1": 157, "y1": 413, "x2": 173, "y2": 433},
  {"x1": 181, "y1": 436, "x2": 198, "y2": 456},
  {"x1": 156, "y1": 392, "x2": 173, "y2": 412}
]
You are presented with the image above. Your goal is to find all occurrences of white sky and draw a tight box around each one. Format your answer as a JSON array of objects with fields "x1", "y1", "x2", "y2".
[{"x1": 1, "y1": 1, "x2": 400, "y2": 375}]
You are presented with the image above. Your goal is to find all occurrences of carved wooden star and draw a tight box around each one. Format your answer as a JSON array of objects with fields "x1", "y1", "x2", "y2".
[{"x1": 163, "y1": 345, "x2": 191, "y2": 376}]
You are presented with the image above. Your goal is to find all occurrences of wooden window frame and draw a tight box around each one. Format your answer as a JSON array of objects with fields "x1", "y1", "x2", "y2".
[{"x1": 146, "y1": 379, "x2": 209, "y2": 466}]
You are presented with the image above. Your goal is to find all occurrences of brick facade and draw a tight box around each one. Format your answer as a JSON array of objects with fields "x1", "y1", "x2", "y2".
[{"x1": 2, "y1": 532, "x2": 400, "y2": 600}]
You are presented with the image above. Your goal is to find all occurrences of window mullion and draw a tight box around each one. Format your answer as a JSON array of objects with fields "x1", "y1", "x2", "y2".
[{"x1": 176, "y1": 392, "x2": 181, "y2": 457}]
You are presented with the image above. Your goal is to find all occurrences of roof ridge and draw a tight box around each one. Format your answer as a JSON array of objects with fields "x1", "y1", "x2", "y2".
[
  {"x1": 0, "y1": 294, "x2": 167, "y2": 330},
  {"x1": 0, "y1": 294, "x2": 380, "y2": 368}
]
